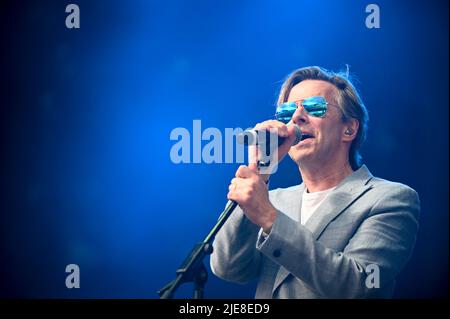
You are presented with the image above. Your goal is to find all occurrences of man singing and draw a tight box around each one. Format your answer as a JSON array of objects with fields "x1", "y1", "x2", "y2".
[{"x1": 210, "y1": 66, "x2": 420, "y2": 298}]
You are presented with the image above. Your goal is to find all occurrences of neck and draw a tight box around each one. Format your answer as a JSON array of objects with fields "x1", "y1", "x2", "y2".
[{"x1": 299, "y1": 160, "x2": 354, "y2": 193}]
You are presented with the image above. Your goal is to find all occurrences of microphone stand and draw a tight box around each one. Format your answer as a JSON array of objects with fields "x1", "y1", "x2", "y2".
[
  {"x1": 157, "y1": 199, "x2": 238, "y2": 299},
  {"x1": 158, "y1": 161, "x2": 269, "y2": 299}
]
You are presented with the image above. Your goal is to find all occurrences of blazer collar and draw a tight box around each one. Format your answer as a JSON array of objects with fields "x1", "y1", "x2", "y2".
[{"x1": 304, "y1": 164, "x2": 374, "y2": 239}]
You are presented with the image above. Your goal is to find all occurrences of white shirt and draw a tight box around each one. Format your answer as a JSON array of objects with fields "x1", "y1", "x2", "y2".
[{"x1": 301, "y1": 186, "x2": 336, "y2": 225}]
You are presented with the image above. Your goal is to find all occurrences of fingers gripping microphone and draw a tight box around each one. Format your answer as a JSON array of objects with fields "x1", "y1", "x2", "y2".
[
  {"x1": 237, "y1": 124, "x2": 303, "y2": 148},
  {"x1": 236, "y1": 124, "x2": 302, "y2": 168}
]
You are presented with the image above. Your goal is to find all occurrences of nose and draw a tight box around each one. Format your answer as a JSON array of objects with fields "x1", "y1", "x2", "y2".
[{"x1": 291, "y1": 104, "x2": 308, "y2": 125}]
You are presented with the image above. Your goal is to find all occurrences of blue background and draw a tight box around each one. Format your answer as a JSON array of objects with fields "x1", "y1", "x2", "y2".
[{"x1": 0, "y1": 0, "x2": 448, "y2": 298}]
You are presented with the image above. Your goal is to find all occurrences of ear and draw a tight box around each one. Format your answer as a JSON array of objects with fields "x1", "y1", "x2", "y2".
[{"x1": 342, "y1": 118, "x2": 359, "y2": 142}]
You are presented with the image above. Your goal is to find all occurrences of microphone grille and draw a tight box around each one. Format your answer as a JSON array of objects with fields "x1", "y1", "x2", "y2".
[{"x1": 290, "y1": 124, "x2": 302, "y2": 145}]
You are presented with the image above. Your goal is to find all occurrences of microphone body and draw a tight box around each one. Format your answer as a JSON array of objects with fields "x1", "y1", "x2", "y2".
[{"x1": 237, "y1": 124, "x2": 302, "y2": 147}]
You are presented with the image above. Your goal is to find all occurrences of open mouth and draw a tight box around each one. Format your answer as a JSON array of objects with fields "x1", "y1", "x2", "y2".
[{"x1": 301, "y1": 133, "x2": 315, "y2": 140}]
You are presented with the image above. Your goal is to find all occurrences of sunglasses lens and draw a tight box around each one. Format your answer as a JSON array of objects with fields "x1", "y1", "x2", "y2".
[
  {"x1": 302, "y1": 96, "x2": 327, "y2": 117},
  {"x1": 275, "y1": 97, "x2": 328, "y2": 123},
  {"x1": 275, "y1": 101, "x2": 297, "y2": 124}
]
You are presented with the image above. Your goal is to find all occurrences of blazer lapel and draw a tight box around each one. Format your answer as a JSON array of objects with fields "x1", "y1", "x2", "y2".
[
  {"x1": 271, "y1": 165, "x2": 374, "y2": 296},
  {"x1": 271, "y1": 184, "x2": 305, "y2": 293},
  {"x1": 306, "y1": 183, "x2": 373, "y2": 240}
]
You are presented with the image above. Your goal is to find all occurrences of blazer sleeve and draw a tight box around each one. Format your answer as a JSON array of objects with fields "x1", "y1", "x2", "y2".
[
  {"x1": 256, "y1": 184, "x2": 420, "y2": 298},
  {"x1": 210, "y1": 202, "x2": 262, "y2": 284}
]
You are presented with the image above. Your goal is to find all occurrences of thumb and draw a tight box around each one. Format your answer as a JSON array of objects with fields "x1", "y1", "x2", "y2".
[
  {"x1": 248, "y1": 144, "x2": 259, "y2": 172},
  {"x1": 278, "y1": 124, "x2": 299, "y2": 155},
  {"x1": 248, "y1": 162, "x2": 258, "y2": 172}
]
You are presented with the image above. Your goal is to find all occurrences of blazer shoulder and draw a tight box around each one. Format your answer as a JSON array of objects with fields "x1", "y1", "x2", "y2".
[
  {"x1": 367, "y1": 176, "x2": 420, "y2": 218},
  {"x1": 369, "y1": 177, "x2": 419, "y2": 198}
]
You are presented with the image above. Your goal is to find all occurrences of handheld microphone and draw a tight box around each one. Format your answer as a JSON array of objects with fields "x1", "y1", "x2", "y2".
[{"x1": 237, "y1": 124, "x2": 302, "y2": 147}]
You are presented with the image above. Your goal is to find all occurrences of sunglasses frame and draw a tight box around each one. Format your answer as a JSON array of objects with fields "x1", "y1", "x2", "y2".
[{"x1": 275, "y1": 96, "x2": 340, "y2": 124}]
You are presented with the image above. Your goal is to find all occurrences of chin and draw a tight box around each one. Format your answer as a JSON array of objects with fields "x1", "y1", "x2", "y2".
[{"x1": 288, "y1": 150, "x2": 312, "y2": 164}]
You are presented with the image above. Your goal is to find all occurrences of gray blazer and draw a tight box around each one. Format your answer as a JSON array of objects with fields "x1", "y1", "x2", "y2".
[{"x1": 210, "y1": 165, "x2": 420, "y2": 298}]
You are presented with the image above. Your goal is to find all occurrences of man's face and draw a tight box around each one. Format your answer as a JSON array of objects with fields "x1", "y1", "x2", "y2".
[{"x1": 285, "y1": 80, "x2": 348, "y2": 166}]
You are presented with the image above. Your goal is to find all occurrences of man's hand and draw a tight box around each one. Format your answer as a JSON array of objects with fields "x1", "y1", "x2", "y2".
[
  {"x1": 227, "y1": 164, "x2": 277, "y2": 233},
  {"x1": 249, "y1": 120, "x2": 299, "y2": 178}
]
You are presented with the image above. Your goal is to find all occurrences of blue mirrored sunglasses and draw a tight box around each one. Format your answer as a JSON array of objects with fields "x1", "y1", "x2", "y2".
[{"x1": 275, "y1": 96, "x2": 335, "y2": 124}]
